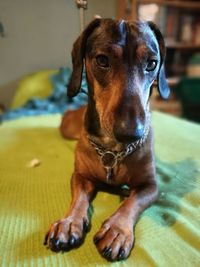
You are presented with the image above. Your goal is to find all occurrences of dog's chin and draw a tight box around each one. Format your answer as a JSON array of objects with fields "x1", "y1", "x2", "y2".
[
  {"x1": 88, "y1": 116, "x2": 151, "y2": 151},
  {"x1": 88, "y1": 132, "x2": 123, "y2": 151},
  {"x1": 89, "y1": 132, "x2": 146, "y2": 152},
  {"x1": 102, "y1": 122, "x2": 150, "y2": 150}
]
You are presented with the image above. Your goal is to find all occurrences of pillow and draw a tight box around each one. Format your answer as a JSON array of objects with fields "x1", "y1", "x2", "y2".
[{"x1": 11, "y1": 70, "x2": 57, "y2": 109}]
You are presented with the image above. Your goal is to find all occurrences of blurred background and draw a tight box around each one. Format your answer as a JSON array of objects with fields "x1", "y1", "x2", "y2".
[{"x1": 0, "y1": 0, "x2": 200, "y2": 122}]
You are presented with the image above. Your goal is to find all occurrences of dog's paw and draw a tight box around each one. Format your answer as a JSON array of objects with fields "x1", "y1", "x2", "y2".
[
  {"x1": 44, "y1": 215, "x2": 90, "y2": 252},
  {"x1": 93, "y1": 219, "x2": 134, "y2": 261}
]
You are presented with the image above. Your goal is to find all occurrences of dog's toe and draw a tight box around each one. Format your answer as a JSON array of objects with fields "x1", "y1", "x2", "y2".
[
  {"x1": 49, "y1": 237, "x2": 62, "y2": 252},
  {"x1": 117, "y1": 248, "x2": 126, "y2": 260},
  {"x1": 94, "y1": 220, "x2": 134, "y2": 261},
  {"x1": 69, "y1": 234, "x2": 82, "y2": 247},
  {"x1": 44, "y1": 216, "x2": 89, "y2": 252},
  {"x1": 102, "y1": 247, "x2": 113, "y2": 259}
]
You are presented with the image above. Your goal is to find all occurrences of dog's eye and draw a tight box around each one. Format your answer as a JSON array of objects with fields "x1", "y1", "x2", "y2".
[
  {"x1": 146, "y1": 60, "x2": 158, "y2": 72},
  {"x1": 96, "y1": 55, "x2": 110, "y2": 68}
]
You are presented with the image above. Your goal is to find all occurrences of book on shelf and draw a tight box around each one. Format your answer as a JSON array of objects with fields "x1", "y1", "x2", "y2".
[
  {"x1": 138, "y1": 3, "x2": 167, "y2": 35},
  {"x1": 193, "y1": 17, "x2": 200, "y2": 45},
  {"x1": 138, "y1": 3, "x2": 200, "y2": 46}
]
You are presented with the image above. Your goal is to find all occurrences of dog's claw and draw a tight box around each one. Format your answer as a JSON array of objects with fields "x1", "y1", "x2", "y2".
[
  {"x1": 118, "y1": 248, "x2": 125, "y2": 261},
  {"x1": 55, "y1": 239, "x2": 62, "y2": 251},
  {"x1": 69, "y1": 235, "x2": 76, "y2": 246},
  {"x1": 49, "y1": 237, "x2": 60, "y2": 252},
  {"x1": 69, "y1": 235, "x2": 81, "y2": 247},
  {"x1": 103, "y1": 247, "x2": 112, "y2": 258},
  {"x1": 43, "y1": 232, "x2": 49, "y2": 246},
  {"x1": 83, "y1": 219, "x2": 90, "y2": 232},
  {"x1": 93, "y1": 236, "x2": 101, "y2": 244}
]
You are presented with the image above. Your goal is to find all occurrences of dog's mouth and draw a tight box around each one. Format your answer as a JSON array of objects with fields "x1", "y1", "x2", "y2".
[
  {"x1": 88, "y1": 113, "x2": 150, "y2": 159},
  {"x1": 90, "y1": 111, "x2": 151, "y2": 150},
  {"x1": 89, "y1": 121, "x2": 149, "y2": 152}
]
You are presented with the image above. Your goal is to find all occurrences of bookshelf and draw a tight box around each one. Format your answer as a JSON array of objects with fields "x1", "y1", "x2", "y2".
[
  {"x1": 139, "y1": 0, "x2": 200, "y2": 9},
  {"x1": 117, "y1": 0, "x2": 200, "y2": 77},
  {"x1": 166, "y1": 42, "x2": 200, "y2": 50},
  {"x1": 117, "y1": 0, "x2": 200, "y2": 117}
]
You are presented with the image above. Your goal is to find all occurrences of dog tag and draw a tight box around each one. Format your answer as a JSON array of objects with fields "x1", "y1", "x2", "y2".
[
  {"x1": 106, "y1": 167, "x2": 114, "y2": 181},
  {"x1": 101, "y1": 151, "x2": 117, "y2": 181},
  {"x1": 101, "y1": 151, "x2": 116, "y2": 167}
]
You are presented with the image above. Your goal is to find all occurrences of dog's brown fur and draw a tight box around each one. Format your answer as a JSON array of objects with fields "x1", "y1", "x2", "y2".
[{"x1": 44, "y1": 18, "x2": 170, "y2": 261}]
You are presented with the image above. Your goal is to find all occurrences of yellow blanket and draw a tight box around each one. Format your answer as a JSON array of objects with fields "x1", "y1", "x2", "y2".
[{"x1": 0, "y1": 112, "x2": 200, "y2": 266}]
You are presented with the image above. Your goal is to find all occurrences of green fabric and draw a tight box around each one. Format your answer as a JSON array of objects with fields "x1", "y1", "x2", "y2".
[{"x1": 0, "y1": 112, "x2": 200, "y2": 266}]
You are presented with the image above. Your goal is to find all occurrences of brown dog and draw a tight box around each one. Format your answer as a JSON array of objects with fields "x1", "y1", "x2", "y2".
[{"x1": 44, "y1": 18, "x2": 170, "y2": 261}]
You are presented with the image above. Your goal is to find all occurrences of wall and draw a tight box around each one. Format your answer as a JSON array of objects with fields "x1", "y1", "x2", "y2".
[{"x1": 0, "y1": 0, "x2": 117, "y2": 106}]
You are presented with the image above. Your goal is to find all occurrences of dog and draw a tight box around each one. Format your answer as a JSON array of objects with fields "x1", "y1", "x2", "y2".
[{"x1": 44, "y1": 18, "x2": 170, "y2": 261}]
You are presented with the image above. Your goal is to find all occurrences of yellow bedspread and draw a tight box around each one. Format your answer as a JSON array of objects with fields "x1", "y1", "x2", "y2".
[{"x1": 0, "y1": 112, "x2": 200, "y2": 266}]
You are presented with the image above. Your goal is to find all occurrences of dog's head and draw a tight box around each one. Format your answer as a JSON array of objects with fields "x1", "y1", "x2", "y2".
[{"x1": 68, "y1": 18, "x2": 170, "y2": 144}]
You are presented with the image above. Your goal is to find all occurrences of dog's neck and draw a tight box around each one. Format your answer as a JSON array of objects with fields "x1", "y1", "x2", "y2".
[
  {"x1": 88, "y1": 135, "x2": 125, "y2": 152},
  {"x1": 87, "y1": 122, "x2": 150, "y2": 182},
  {"x1": 88, "y1": 124, "x2": 150, "y2": 156},
  {"x1": 87, "y1": 111, "x2": 151, "y2": 152}
]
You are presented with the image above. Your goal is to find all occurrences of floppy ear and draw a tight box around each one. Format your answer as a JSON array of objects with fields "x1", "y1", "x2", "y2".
[
  {"x1": 148, "y1": 21, "x2": 170, "y2": 99},
  {"x1": 67, "y1": 18, "x2": 101, "y2": 97}
]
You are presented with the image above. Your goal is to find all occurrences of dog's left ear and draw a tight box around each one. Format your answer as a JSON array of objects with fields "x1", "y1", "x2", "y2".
[
  {"x1": 67, "y1": 18, "x2": 102, "y2": 97},
  {"x1": 148, "y1": 21, "x2": 170, "y2": 99}
]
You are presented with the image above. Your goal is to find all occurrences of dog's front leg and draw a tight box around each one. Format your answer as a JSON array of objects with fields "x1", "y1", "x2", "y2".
[
  {"x1": 94, "y1": 182, "x2": 158, "y2": 261},
  {"x1": 44, "y1": 173, "x2": 96, "y2": 252}
]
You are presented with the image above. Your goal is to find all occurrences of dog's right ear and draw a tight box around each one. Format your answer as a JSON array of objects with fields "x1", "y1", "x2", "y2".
[{"x1": 67, "y1": 18, "x2": 101, "y2": 97}]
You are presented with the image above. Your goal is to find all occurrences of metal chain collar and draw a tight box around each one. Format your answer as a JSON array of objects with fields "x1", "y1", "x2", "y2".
[
  {"x1": 88, "y1": 117, "x2": 150, "y2": 181},
  {"x1": 89, "y1": 129, "x2": 148, "y2": 169}
]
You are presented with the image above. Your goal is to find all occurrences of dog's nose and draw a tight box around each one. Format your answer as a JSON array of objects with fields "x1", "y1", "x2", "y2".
[{"x1": 113, "y1": 119, "x2": 144, "y2": 143}]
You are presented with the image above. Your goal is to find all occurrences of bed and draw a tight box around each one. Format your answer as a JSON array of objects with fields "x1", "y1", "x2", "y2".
[{"x1": 0, "y1": 111, "x2": 200, "y2": 267}]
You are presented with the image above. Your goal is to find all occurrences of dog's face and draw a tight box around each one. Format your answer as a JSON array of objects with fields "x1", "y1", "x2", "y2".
[{"x1": 68, "y1": 19, "x2": 170, "y2": 144}]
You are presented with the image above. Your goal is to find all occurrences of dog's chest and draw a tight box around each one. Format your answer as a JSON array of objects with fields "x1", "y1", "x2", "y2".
[
  {"x1": 90, "y1": 158, "x2": 133, "y2": 185},
  {"x1": 77, "y1": 139, "x2": 145, "y2": 186}
]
